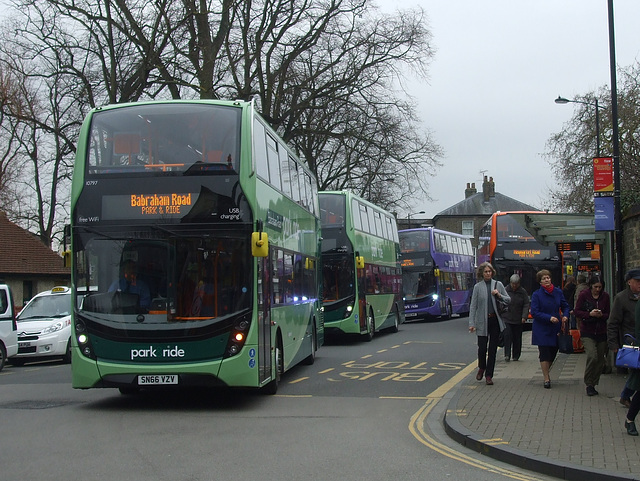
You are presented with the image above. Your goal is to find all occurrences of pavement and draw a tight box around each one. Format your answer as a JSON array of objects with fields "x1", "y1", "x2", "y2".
[{"x1": 444, "y1": 330, "x2": 640, "y2": 481}]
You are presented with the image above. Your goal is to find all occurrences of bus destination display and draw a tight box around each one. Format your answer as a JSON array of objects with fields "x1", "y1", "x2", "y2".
[{"x1": 102, "y1": 193, "x2": 198, "y2": 220}]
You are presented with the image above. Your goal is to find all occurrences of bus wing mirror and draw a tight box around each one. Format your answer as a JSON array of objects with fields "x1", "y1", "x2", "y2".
[
  {"x1": 434, "y1": 268, "x2": 440, "y2": 277},
  {"x1": 356, "y1": 255, "x2": 365, "y2": 269},
  {"x1": 251, "y1": 232, "x2": 269, "y2": 257},
  {"x1": 305, "y1": 258, "x2": 314, "y2": 270}
]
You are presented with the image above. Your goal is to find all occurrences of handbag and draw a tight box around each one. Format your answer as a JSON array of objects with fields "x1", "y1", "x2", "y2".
[
  {"x1": 569, "y1": 329, "x2": 585, "y2": 353},
  {"x1": 615, "y1": 335, "x2": 640, "y2": 369},
  {"x1": 557, "y1": 325, "x2": 573, "y2": 354}
]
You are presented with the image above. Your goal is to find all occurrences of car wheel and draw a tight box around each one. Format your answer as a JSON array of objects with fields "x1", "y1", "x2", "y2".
[
  {"x1": 0, "y1": 344, "x2": 6, "y2": 372},
  {"x1": 62, "y1": 339, "x2": 72, "y2": 363}
]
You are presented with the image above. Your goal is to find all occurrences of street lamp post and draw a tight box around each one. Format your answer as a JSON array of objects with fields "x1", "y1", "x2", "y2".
[
  {"x1": 554, "y1": 96, "x2": 602, "y2": 157},
  {"x1": 407, "y1": 211, "x2": 425, "y2": 229},
  {"x1": 555, "y1": 91, "x2": 624, "y2": 292}
]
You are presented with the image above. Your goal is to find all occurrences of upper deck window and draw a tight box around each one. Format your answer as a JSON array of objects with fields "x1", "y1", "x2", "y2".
[
  {"x1": 87, "y1": 104, "x2": 241, "y2": 175},
  {"x1": 319, "y1": 194, "x2": 346, "y2": 228}
]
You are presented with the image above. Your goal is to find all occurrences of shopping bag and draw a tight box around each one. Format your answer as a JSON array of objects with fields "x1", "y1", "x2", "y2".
[
  {"x1": 570, "y1": 329, "x2": 585, "y2": 353},
  {"x1": 615, "y1": 345, "x2": 640, "y2": 369},
  {"x1": 558, "y1": 332, "x2": 573, "y2": 354}
]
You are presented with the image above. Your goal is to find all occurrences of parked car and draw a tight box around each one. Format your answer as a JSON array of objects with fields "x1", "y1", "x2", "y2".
[
  {"x1": 0, "y1": 284, "x2": 18, "y2": 371},
  {"x1": 11, "y1": 286, "x2": 72, "y2": 366}
]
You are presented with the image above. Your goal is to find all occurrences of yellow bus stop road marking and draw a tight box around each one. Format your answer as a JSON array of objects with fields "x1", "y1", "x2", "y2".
[{"x1": 408, "y1": 361, "x2": 547, "y2": 481}]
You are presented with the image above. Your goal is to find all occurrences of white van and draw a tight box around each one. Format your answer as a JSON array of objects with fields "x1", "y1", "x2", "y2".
[
  {"x1": 0, "y1": 284, "x2": 18, "y2": 371},
  {"x1": 11, "y1": 286, "x2": 72, "y2": 366}
]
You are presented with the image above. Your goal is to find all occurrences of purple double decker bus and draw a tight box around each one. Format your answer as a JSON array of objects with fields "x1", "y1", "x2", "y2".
[{"x1": 400, "y1": 228, "x2": 475, "y2": 320}]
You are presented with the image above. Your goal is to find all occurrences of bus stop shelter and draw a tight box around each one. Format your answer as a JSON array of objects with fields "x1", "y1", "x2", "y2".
[{"x1": 507, "y1": 212, "x2": 612, "y2": 290}]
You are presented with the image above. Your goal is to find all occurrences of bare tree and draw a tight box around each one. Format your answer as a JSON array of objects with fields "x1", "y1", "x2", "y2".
[
  {"x1": 0, "y1": 66, "x2": 25, "y2": 212},
  {"x1": 0, "y1": 13, "x2": 87, "y2": 246},
  {"x1": 222, "y1": 0, "x2": 441, "y2": 209},
  {"x1": 1, "y1": 0, "x2": 443, "y2": 243},
  {"x1": 545, "y1": 62, "x2": 640, "y2": 214}
]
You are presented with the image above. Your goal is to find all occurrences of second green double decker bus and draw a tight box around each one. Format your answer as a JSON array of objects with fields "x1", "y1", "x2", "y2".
[
  {"x1": 70, "y1": 100, "x2": 322, "y2": 394},
  {"x1": 319, "y1": 191, "x2": 404, "y2": 340}
]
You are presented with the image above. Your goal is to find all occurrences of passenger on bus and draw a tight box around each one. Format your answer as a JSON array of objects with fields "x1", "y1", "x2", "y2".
[{"x1": 108, "y1": 260, "x2": 151, "y2": 309}]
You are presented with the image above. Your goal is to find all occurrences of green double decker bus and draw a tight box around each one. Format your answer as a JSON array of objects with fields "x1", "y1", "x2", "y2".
[
  {"x1": 70, "y1": 100, "x2": 322, "y2": 394},
  {"x1": 319, "y1": 191, "x2": 404, "y2": 340}
]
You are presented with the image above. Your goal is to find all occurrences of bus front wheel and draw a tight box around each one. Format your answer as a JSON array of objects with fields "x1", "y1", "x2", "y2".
[
  {"x1": 389, "y1": 305, "x2": 400, "y2": 333},
  {"x1": 362, "y1": 309, "x2": 375, "y2": 342},
  {"x1": 302, "y1": 321, "x2": 317, "y2": 365},
  {"x1": 263, "y1": 338, "x2": 283, "y2": 395},
  {"x1": 443, "y1": 301, "x2": 452, "y2": 320}
]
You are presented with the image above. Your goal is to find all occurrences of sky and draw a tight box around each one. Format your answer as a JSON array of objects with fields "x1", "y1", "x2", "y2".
[{"x1": 378, "y1": 0, "x2": 640, "y2": 219}]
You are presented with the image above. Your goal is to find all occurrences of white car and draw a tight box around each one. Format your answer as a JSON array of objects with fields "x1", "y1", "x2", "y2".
[{"x1": 11, "y1": 286, "x2": 72, "y2": 366}]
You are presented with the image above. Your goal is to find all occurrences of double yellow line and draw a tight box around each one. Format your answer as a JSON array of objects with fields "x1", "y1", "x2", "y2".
[{"x1": 408, "y1": 362, "x2": 546, "y2": 481}]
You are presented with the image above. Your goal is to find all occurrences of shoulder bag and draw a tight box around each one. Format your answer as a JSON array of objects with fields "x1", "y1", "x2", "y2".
[{"x1": 615, "y1": 335, "x2": 640, "y2": 370}]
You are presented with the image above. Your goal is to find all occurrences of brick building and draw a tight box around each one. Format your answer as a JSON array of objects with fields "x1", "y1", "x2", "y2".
[
  {"x1": 432, "y1": 176, "x2": 539, "y2": 249},
  {"x1": 0, "y1": 212, "x2": 70, "y2": 310}
]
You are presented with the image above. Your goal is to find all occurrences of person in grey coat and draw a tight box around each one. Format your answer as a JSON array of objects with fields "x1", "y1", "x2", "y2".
[
  {"x1": 502, "y1": 274, "x2": 530, "y2": 362},
  {"x1": 469, "y1": 262, "x2": 510, "y2": 385}
]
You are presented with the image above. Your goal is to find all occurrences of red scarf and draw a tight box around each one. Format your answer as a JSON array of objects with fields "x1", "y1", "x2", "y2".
[{"x1": 542, "y1": 284, "x2": 555, "y2": 294}]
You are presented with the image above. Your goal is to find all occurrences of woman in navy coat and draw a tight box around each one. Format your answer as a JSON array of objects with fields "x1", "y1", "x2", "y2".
[{"x1": 531, "y1": 269, "x2": 570, "y2": 388}]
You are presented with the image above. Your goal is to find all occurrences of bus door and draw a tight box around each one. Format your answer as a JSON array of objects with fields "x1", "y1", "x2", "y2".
[
  {"x1": 357, "y1": 264, "x2": 367, "y2": 332},
  {"x1": 257, "y1": 255, "x2": 272, "y2": 384}
]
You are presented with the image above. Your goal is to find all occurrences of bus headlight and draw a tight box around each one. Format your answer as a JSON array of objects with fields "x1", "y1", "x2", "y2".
[
  {"x1": 432, "y1": 294, "x2": 439, "y2": 301},
  {"x1": 75, "y1": 320, "x2": 96, "y2": 359},
  {"x1": 346, "y1": 305, "x2": 353, "y2": 312},
  {"x1": 224, "y1": 312, "x2": 252, "y2": 359}
]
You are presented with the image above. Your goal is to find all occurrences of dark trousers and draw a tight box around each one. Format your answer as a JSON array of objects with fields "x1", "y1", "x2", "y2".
[
  {"x1": 477, "y1": 315, "x2": 501, "y2": 377},
  {"x1": 628, "y1": 389, "x2": 640, "y2": 422},
  {"x1": 503, "y1": 323, "x2": 524, "y2": 360}
]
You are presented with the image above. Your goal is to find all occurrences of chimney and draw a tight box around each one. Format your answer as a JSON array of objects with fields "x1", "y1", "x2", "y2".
[
  {"x1": 465, "y1": 182, "x2": 477, "y2": 198},
  {"x1": 482, "y1": 175, "x2": 490, "y2": 202},
  {"x1": 489, "y1": 176, "x2": 495, "y2": 197}
]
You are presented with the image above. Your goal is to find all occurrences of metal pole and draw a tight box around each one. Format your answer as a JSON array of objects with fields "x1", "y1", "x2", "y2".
[
  {"x1": 608, "y1": 0, "x2": 624, "y2": 292},
  {"x1": 595, "y1": 98, "x2": 600, "y2": 157}
]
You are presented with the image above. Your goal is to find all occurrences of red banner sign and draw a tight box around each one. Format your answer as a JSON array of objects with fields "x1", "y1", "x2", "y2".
[{"x1": 593, "y1": 157, "x2": 614, "y2": 193}]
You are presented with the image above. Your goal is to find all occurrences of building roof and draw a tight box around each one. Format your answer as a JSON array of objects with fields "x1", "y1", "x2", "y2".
[
  {"x1": 0, "y1": 212, "x2": 70, "y2": 276},
  {"x1": 434, "y1": 191, "x2": 539, "y2": 217}
]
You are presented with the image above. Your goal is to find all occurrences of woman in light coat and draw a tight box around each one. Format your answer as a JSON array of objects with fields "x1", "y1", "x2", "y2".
[{"x1": 469, "y1": 262, "x2": 510, "y2": 385}]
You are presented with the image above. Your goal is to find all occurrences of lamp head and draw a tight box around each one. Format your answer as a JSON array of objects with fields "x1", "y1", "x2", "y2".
[{"x1": 555, "y1": 96, "x2": 570, "y2": 104}]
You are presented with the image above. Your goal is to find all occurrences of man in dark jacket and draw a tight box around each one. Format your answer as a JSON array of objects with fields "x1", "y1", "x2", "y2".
[
  {"x1": 608, "y1": 268, "x2": 640, "y2": 406},
  {"x1": 502, "y1": 274, "x2": 530, "y2": 362}
]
